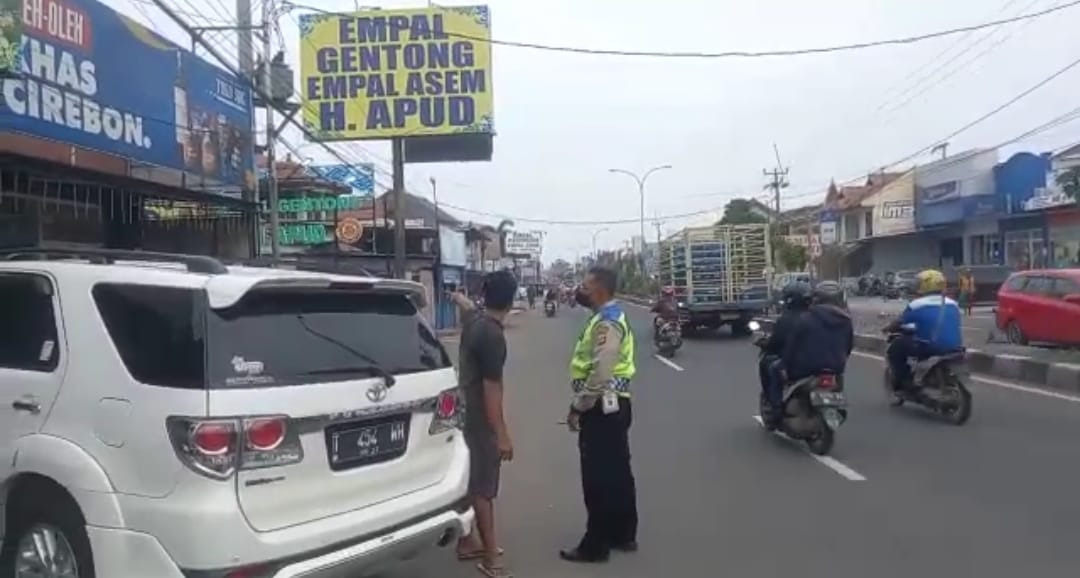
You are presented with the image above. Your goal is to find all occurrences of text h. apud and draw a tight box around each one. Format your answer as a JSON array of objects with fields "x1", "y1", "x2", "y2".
[{"x1": 304, "y1": 11, "x2": 489, "y2": 135}]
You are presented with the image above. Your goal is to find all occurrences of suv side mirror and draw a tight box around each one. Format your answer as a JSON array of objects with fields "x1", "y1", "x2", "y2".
[{"x1": 1064, "y1": 293, "x2": 1080, "y2": 305}]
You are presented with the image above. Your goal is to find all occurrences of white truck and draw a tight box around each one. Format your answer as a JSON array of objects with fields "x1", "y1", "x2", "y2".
[{"x1": 657, "y1": 224, "x2": 772, "y2": 336}]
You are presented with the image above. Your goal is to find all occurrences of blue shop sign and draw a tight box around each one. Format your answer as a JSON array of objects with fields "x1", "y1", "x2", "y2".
[
  {"x1": 920, "y1": 181, "x2": 961, "y2": 204},
  {"x1": 964, "y1": 194, "x2": 1000, "y2": 217},
  {"x1": 0, "y1": 0, "x2": 254, "y2": 189}
]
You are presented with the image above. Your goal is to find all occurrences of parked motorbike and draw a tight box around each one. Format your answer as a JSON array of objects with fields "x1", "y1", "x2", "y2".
[
  {"x1": 750, "y1": 321, "x2": 847, "y2": 455},
  {"x1": 654, "y1": 319, "x2": 682, "y2": 358},
  {"x1": 884, "y1": 325, "x2": 973, "y2": 425},
  {"x1": 544, "y1": 299, "x2": 556, "y2": 317}
]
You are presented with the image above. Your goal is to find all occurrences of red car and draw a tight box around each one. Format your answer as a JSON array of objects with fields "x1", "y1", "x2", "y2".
[{"x1": 995, "y1": 269, "x2": 1080, "y2": 346}]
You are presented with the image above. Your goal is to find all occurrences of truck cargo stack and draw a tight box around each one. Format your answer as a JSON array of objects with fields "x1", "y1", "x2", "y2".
[{"x1": 658, "y1": 223, "x2": 771, "y2": 337}]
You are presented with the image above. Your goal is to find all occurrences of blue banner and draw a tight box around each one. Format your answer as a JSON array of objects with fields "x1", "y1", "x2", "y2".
[
  {"x1": 0, "y1": 0, "x2": 253, "y2": 188},
  {"x1": 308, "y1": 163, "x2": 374, "y2": 196}
]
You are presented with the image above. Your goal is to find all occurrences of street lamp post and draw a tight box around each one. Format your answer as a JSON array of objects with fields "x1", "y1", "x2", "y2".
[
  {"x1": 591, "y1": 227, "x2": 609, "y2": 260},
  {"x1": 609, "y1": 165, "x2": 672, "y2": 278}
]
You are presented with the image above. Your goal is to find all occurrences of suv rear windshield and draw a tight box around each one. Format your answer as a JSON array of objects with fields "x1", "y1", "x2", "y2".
[
  {"x1": 206, "y1": 289, "x2": 451, "y2": 388},
  {"x1": 94, "y1": 284, "x2": 450, "y2": 389}
]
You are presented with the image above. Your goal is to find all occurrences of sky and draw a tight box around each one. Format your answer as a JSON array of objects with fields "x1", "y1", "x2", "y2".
[{"x1": 118, "y1": 0, "x2": 1080, "y2": 262}]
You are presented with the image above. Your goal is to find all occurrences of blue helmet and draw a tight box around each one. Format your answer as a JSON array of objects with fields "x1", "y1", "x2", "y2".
[{"x1": 781, "y1": 282, "x2": 812, "y2": 309}]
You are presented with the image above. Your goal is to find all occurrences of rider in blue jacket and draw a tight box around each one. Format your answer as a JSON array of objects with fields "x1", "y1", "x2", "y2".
[{"x1": 884, "y1": 269, "x2": 964, "y2": 391}]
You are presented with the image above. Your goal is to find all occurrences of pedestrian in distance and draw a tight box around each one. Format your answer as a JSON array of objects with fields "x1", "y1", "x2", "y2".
[
  {"x1": 561, "y1": 266, "x2": 639, "y2": 564},
  {"x1": 449, "y1": 271, "x2": 517, "y2": 578},
  {"x1": 959, "y1": 267, "x2": 976, "y2": 317}
]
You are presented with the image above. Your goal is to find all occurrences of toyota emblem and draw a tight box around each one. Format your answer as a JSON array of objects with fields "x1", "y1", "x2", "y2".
[{"x1": 366, "y1": 383, "x2": 388, "y2": 403}]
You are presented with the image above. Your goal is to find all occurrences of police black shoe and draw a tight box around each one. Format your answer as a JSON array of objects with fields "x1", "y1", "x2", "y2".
[
  {"x1": 559, "y1": 548, "x2": 609, "y2": 563},
  {"x1": 611, "y1": 541, "x2": 638, "y2": 553}
]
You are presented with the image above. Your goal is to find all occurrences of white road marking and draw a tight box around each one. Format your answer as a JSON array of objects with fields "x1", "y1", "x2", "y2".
[
  {"x1": 751, "y1": 415, "x2": 867, "y2": 481},
  {"x1": 654, "y1": 354, "x2": 685, "y2": 371},
  {"x1": 850, "y1": 351, "x2": 1080, "y2": 404}
]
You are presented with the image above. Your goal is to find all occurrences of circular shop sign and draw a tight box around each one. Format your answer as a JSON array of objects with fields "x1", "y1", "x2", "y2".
[{"x1": 336, "y1": 217, "x2": 364, "y2": 244}]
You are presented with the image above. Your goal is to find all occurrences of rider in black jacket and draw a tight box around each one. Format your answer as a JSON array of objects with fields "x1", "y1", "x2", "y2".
[
  {"x1": 782, "y1": 281, "x2": 854, "y2": 382},
  {"x1": 759, "y1": 282, "x2": 812, "y2": 416}
]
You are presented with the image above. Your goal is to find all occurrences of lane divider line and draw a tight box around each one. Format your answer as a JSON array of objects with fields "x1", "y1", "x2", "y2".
[
  {"x1": 751, "y1": 415, "x2": 867, "y2": 481},
  {"x1": 654, "y1": 354, "x2": 685, "y2": 372},
  {"x1": 850, "y1": 351, "x2": 1080, "y2": 404}
]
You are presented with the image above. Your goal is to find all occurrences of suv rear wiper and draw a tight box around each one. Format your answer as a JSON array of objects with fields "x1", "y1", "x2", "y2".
[
  {"x1": 295, "y1": 314, "x2": 396, "y2": 388},
  {"x1": 302, "y1": 365, "x2": 397, "y2": 386}
]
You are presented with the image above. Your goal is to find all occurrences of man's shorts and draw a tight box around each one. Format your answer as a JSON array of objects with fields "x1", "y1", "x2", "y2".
[{"x1": 465, "y1": 431, "x2": 501, "y2": 500}]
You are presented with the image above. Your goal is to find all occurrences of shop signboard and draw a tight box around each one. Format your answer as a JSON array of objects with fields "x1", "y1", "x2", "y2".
[
  {"x1": 308, "y1": 163, "x2": 375, "y2": 196},
  {"x1": 868, "y1": 170, "x2": 915, "y2": 237},
  {"x1": 819, "y1": 221, "x2": 837, "y2": 245},
  {"x1": 298, "y1": 5, "x2": 494, "y2": 140},
  {"x1": 0, "y1": 0, "x2": 21, "y2": 77},
  {"x1": 1023, "y1": 184, "x2": 1073, "y2": 211},
  {"x1": 504, "y1": 230, "x2": 542, "y2": 257},
  {"x1": 439, "y1": 225, "x2": 466, "y2": 267},
  {"x1": 919, "y1": 181, "x2": 960, "y2": 204},
  {"x1": 0, "y1": 0, "x2": 254, "y2": 188}
]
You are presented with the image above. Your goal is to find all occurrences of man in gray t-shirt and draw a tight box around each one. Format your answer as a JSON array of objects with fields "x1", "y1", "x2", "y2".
[{"x1": 450, "y1": 271, "x2": 516, "y2": 578}]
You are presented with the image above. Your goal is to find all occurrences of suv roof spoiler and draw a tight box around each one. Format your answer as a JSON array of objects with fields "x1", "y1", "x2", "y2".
[{"x1": 0, "y1": 248, "x2": 229, "y2": 275}]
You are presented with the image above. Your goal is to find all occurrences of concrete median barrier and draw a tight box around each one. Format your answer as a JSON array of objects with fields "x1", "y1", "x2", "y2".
[{"x1": 753, "y1": 317, "x2": 1080, "y2": 395}]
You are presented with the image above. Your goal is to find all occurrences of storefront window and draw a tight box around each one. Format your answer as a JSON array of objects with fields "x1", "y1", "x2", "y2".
[
  {"x1": 1004, "y1": 229, "x2": 1046, "y2": 270},
  {"x1": 1049, "y1": 223, "x2": 1080, "y2": 269},
  {"x1": 968, "y1": 234, "x2": 1001, "y2": 266}
]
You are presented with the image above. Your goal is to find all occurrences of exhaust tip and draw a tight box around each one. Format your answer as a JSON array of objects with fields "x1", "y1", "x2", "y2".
[{"x1": 436, "y1": 528, "x2": 456, "y2": 548}]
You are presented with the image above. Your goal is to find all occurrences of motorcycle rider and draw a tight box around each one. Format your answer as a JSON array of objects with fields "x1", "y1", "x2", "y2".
[
  {"x1": 650, "y1": 287, "x2": 679, "y2": 339},
  {"x1": 883, "y1": 269, "x2": 963, "y2": 392},
  {"x1": 758, "y1": 282, "x2": 813, "y2": 418},
  {"x1": 772, "y1": 282, "x2": 854, "y2": 422}
]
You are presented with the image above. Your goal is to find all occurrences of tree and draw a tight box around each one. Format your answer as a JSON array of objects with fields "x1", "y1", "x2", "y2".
[
  {"x1": 1057, "y1": 167, "x2": 1080, "y2": 200},
  {"x1": 720, "y1": 199, "x2": 768, "y2": 225},
  {"x1": 775, "y1": 237, "x2": 809, "y2": 272}
]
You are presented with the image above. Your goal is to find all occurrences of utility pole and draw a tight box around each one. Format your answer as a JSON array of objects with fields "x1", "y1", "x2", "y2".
[
  {"x1": 260, "y1": 0, "x2": 279, "y2": 260},
  {"x1": 763, "y1": 144, "x2": 790, "y2": 292},
  {"x1": 431, "y1": 177, "x2": 441, "y2": 291},
  {"x1": 392, "y1": 138, "x2": 407, "y2": 278}
]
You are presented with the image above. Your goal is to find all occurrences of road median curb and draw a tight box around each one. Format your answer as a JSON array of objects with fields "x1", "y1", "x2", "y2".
[{"x1": 753, "y1": 317, "x2": 1080, "y2": 395}]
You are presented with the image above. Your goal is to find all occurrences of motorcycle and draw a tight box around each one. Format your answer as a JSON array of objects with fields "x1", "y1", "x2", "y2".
[
  {"x1": 750, "y1": 321, "x2": 847, "y2": 456},
  {"x1": 654, "y1": 319, "x2": 682, "y2": 358},
  {"x1": 884, "y1": 324, "x2": 973, "y2": 425},
  {"x1": 544, "y1": 299, "x2": 556, "y2": 317}
]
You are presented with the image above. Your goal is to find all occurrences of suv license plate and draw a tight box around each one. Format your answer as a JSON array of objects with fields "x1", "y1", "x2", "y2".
[{"x1": 326, "y1": 416, "x2": 410, "y2": 471}]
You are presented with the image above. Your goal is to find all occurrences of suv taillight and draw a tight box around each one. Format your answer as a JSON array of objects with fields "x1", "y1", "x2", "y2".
[
  {"x1": 429, "y1": 388, "x2": 464, "y2": 435},
  {"x1": 167, "y1": 415, "x2": 304, "y2": 480}
]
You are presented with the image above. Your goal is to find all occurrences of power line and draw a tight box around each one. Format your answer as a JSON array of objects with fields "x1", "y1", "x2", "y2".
[
  {"x1": 880, "y1": 0, "x2": 1053, "y2": 118},
  {"x1": 276, "y1": 0, "x2": 1080, "y2": 60}
]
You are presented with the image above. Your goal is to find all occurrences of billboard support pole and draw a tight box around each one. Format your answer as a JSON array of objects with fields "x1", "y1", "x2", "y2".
[
  {"x1": 262, "y1": 0, "x2": 279, "y2": 260},
  {"x1": 392, "y1": 137, "x2": 407, "y2": 279}
]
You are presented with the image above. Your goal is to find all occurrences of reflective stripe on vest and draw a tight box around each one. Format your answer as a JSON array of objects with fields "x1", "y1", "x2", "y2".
[{"x1": 569, "y1": 304, "x2": 636, "y2": 391}]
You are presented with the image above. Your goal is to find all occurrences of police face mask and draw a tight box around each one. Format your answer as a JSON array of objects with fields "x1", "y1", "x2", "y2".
[{"x1": 574, "y1": 286, "x2": 593, "y2": 308}]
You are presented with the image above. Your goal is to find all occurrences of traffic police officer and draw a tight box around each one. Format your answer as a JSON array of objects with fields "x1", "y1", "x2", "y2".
[{"x1": 560, "y1": 266, "x2": 639, "y2": 564}]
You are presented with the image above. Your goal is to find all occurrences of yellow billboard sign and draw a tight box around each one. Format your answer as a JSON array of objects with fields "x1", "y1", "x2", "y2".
[{"x1": 299, "y1": 5, "x2": 493, "y2": 141}]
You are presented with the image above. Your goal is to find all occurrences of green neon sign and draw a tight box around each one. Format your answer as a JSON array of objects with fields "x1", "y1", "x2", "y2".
[
  {"x1": 279, "y1": 223, "x2": 331, "y2": 245},
  {"x1": 278, "y1": 195, "x2": 362, "y2": 214}
]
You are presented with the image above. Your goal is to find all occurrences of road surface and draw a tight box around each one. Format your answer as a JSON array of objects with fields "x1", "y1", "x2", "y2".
[{"x1": 383, "y1": 301, "x2": 1080, "y2": 577}]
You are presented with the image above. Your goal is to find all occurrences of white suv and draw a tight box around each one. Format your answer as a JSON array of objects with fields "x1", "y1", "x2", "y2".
[{"x1": 0, "y1": 249, "x2": 472, "y2": 578}]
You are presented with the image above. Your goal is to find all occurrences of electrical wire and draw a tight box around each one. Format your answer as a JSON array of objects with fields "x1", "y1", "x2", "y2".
[{"x1": 285, "y1": 0, "x2": 1080, "y2": 59}]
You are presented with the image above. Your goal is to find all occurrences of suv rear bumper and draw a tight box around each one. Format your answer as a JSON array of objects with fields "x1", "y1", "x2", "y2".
[
  {"x1": 87, "y1": 505, "x2": 474, "y2": 578},
  {"x1": 109, "y1": 434, "x2": 471, "y2": 573}
]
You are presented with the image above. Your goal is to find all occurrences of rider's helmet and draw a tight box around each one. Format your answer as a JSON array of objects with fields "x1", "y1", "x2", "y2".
[
  {"x1": 781, "y1": 281, "x2": 813, "y2": 310},
  {"x1": 812, "y1": 280, "x2": 847, "y2": 308},
  {"x1": 915, "y1": 269, "x2": 947, "y2": 295},
  {"x1": 661, "y1": 286, "x2": 675, "y2": 297}
]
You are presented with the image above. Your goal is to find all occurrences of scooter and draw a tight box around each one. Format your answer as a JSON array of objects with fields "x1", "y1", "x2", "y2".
[
  {"x1": 544, "y1": 299, "x2": 557, "y2": 317},
  {"x1": 884, "y1": 324, "x2": 973, "y2": 425},
  {"x1": 654, "y1": 320, "x2": 682, "y2": 358},
  {"x1": 751, "y1": 321, "x2": 847, "y2": 455}
]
